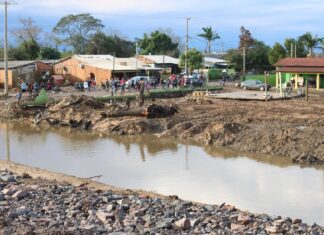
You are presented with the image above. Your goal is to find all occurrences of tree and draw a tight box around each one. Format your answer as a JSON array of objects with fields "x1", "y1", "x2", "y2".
[
  {"x1": 226, "y1": 40, "x2": 271, "y2": 72},
  {"x1": 12, "y1": 17, "x2": 42, "y2": 43},
  {"x1": 53, "y1": 13, "x2": 104, "y2": 54},
  {"x1": 198, "y1": 26, "x2": 220, "y2": 55},
  {"x1": 86, "y1": 32, "x2": 135, "y2": 57},
  {"x1": 138, "y1": 31, "x2": 179, "y2": 56},
  {"x1": 268, "y1": 43, "x2": 287, "y2": 64},
  {"x1": 38, "y1": 47, "x2": 61, "y2": 59},
  {"x1": 299, "y1": 32, "x2": 322, "y2": 56},
  {"x1": 180, "y1": 49, "x2": 203, "y2": 73},
  {"x1": 284, "y1": 38, "x2": 307, "y2": 58},
  {"x1": 239, "y1": 26, "x2": 254, "y2": 49}
]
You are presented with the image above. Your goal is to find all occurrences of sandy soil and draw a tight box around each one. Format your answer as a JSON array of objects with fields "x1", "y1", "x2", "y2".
[{"x1": 0, "y1": 86, "x2": 323, "y2": 164}]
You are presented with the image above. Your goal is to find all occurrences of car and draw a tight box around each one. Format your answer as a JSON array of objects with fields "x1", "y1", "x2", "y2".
[
  {"x1": 125, "y1": 76, "x2": 149, "y2": 88},
  {"x1": 240, "y1": 79, "x2": 271, "y2": 91},
  {"x1": 185, "y1": 76, "x2": 204, "y2": 87}
]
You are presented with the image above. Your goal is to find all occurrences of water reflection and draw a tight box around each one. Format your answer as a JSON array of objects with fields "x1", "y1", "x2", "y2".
[{"x1": 1, "y1": 123, "x2": 324, "y2": 225}]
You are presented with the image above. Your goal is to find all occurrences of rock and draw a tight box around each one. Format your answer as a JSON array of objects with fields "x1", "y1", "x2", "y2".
[
  {"x1": 0, "y1": 193, "x2": 4, "y2": 201},
  {"x1": 156, "y1": 218, "x2": 174, "y2": 229},
  {"x1": 0, "y1": 175, "x2": 16, "y2": 182},
  {"x1": 238, "y1": 213, "x2": 252, "y2": 225},
  {"x1": 293, "y1": 218, "x2": 302, "y2": 224},
  {"x1": 96, "y1": 211, "x2": 115, "y2": 223},
  {"x1": 231, "y1": 223, "x2": 246, "y2": 232},
  {"x1": 174, "y1": 218, "x2": 191, "y2": 230},
  {"x1": 265, "y1": 225, "x2": 279, "y2": 234},
  {"x1": 12, "y1": 190, "x2": 29, "y2": 200}
]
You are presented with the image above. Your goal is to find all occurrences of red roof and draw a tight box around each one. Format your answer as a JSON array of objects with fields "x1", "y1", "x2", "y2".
[
  {"x1": 274, "y1": 57, "x2": 324, "y2": 67},
  {"x1": 276, "y1": 67, "x2": 324, "y2": 73}
]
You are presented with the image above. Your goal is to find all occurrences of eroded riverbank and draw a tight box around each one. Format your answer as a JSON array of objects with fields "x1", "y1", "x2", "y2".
[
  {"x1": 0, "y1": 90, "x2": 323, "y2": 164},
  {"x1": 0, "y1": 165, "x2": 323, "y2": 234}
]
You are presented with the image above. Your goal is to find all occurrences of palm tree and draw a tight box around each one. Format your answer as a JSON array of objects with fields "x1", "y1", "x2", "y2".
[
  {"x1": 198, "y1": 26, "x2": 220, "y2": 55},
  {"x1": 299, "y1": 32, "x2": 323, "y2": 56}
]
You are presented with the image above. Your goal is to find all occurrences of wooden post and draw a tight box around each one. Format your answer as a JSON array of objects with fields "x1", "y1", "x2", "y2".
[
  {"x1": 279, "y1": 72, "x2": 283, "y2": 98},
  {"x1": 316, "y1": 73, "x2": 320, "y2": 90},
  {"x1": 276, "y1": 72, "x2": 279, "y2": 88},
  {"x1": 295, "y1": 74, "x2": 298, "y2": 89},
  {"x1": 305, "y1": 78, "x2": 309, "y2": 101}
]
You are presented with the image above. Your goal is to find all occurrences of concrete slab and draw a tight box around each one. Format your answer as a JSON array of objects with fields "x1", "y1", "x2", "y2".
[{"x1": 209, "y1": 90, "x2": 297, "y2": 101}]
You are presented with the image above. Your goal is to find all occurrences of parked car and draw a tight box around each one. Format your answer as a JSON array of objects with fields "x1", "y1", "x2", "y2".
[
  {"x1": 240, "y1": 79, "x2": 271, "y2": 91},
  {"x1": 125, "y1": 76, "x2": 149, "y2": 88},
  {"x1": 185, "y1": 77, "x2": 204, "y2": 87}
]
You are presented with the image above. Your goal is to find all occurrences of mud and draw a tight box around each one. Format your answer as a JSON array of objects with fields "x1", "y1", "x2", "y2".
[{"x1": 0, "y1": 90, "x2": 323, "y2": 164}]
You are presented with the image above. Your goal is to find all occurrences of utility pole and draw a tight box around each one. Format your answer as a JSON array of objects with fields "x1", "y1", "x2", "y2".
[
  {"x1": 290, "y1": 43, "x2": 293, "y2": 58},
  {"x1": 294, "y1": 43, "x2": 297, "y2": 58},
  {"x1": 185, "y1": 17, "x2": 190, "y2": 75},
  {"x1": 1, "y1": 1, "x2": 13, "y2": 96},
  {"x1": 135, "y1": 41, "x2": 139, "y2": 74},
  {"x1": 243, "y1": 46, "x2": 246, "y2": 75}
]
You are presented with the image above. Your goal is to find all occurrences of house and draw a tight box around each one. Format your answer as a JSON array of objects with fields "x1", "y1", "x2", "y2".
[
  {"x1": 274, "y1": 58, "x2": 324, "y2": 90},
  {"x1": 138, "y1": 55, "x2": 180, "y2": 74},
  {"x1": 203, "y1": 56, "x2": 229, "y2": 68},
  {"x1": 0, "y1": 60, "x2": 53, "y2": 88},
  {"x1": 53, "y1": 55, "x2": 161, "y2": 84}
]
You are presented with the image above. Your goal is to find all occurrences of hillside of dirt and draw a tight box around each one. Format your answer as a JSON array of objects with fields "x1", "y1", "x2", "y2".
[{"x1": 0, "y1": 91, "x2": 323, "y2": 164}]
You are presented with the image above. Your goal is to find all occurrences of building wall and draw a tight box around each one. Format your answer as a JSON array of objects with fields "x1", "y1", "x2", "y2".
[
  {"x1": 54, "y1": 58, "x2": 112, "y2": 84},
  {"x1": 35, "y1": 61, "x2": 53, "y2": 81},
  {"x1": 0, "y1": 70, "x2": 13, "y2": 88}
]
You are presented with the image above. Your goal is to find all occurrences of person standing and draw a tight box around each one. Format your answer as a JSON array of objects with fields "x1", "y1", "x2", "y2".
[
  {"x1": 83, "y1": 80, "x2": 89, "y2": 92},
  {"x1": 120, "y1": 77, "x2": 126, "y2": 95},
  {"x1": 138, "y1": 77, "x2": 145, "y2": 107},
  {"x1": 111, "y1": 77, "x2": 116, "y2": 96}
]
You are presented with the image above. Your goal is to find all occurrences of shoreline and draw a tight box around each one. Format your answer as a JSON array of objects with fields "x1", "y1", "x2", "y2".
[
  {"x1": 1, "y1": 89, "x2": 323, "y2": 165},
  {"x1": 1, "y1": 160, "x2": 323, "y2": 234}
]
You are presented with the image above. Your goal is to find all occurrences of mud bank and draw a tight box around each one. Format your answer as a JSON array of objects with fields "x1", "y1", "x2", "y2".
[
  {"x1": 0, "y1": 93, "x2": 323, "y2": 164},
  {"x1": 0, "y1": 162, "x2": 323, "y2": 234}
]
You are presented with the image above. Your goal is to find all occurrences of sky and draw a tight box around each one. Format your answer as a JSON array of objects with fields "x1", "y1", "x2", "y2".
[{"x1": 1, "y1": 0, "x2": 324, "y2": 52}]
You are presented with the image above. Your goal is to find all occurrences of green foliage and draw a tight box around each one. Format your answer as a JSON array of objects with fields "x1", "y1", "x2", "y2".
[
  {"x1": 86, "y1": 32, "x2": 135, "y2": 57},
  {"x1": 268, "y1": 43, "x2": 287, "y2": 65},
  {"x1": 38, "y1": 47, "x2": 61, "y2": 59},
  {"x1": 53, "y1": 13, "x2": 104, "y2": 54},
  {"x1": 179, "y1": 48, "x2": 203, "y2": 73},
  {"x1": 198, "y1": 26, "x2": 220, "y2": 54},
  {"x1": 299, "y1": 32, "x2": 323, "y2": 56},
  {"x1": 226, "y1": 40, "x2": 271, "y2": 72},
  {"x1": 284, "y1": 38, "x2": 307, "y2": 57},
  {"x1": 138, "y1": 31, "x2": 179, "y2": 56},
  {"x1": 9, "y1": 40, "x2": 40, "y2": 60}
]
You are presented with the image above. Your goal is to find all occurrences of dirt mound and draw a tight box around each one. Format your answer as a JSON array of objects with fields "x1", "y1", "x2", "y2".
[
  {"x1": 203, "y1": 123, "x2": 244, "y2": 145},
  {"x1": 145, "y1": 104, "x2": 178, "y2": 118},
  {"x1": 48, "y1": 95, "x2": 104, "y2": 113},
  {"x1": 186, "y1": 97, "x2": 213, "y2": 105},
  {"x1": 0, "y1": 102, "x2": 25, "y2": 119}
]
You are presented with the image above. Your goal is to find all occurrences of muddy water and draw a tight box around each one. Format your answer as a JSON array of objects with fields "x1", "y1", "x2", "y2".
[{"x1": 0, "y1": 123, "x2": 324, "y2": 225}]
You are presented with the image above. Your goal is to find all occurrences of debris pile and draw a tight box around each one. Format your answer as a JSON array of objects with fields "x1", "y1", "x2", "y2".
[
  {"x1": 144, "y1": 104, "x2": 178, "y2": 118},
  {"x1": 48, "y1": 95, "x2": 104, "y2": 113}
]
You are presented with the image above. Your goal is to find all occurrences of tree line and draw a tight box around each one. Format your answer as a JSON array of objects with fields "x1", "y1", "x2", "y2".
[{"x1": 1, "y1": 13, "x2": 323, "y2": 74}]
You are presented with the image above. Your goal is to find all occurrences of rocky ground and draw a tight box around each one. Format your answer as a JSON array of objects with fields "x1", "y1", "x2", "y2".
[
  {"x1": 0, "y1": 170, "x2": 323, "y2": 235},
  {"x1": 0, "y1": 86, "x2": 323, "y2": 164}
]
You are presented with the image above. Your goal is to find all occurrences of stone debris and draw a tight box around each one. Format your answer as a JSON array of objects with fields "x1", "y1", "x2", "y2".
[{"x1": 0, "y1": 170, "x2": 323, "y2": 235}]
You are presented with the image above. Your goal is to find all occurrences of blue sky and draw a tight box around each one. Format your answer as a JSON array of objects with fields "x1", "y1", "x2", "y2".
[{"x1": 1, "y1": 0, "x2": 324, "y2": 52}]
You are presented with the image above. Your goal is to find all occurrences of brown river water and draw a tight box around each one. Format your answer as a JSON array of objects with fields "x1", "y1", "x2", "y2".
[{"x1": 0, "y1": 122, "x2": 324, "y2": 225}]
